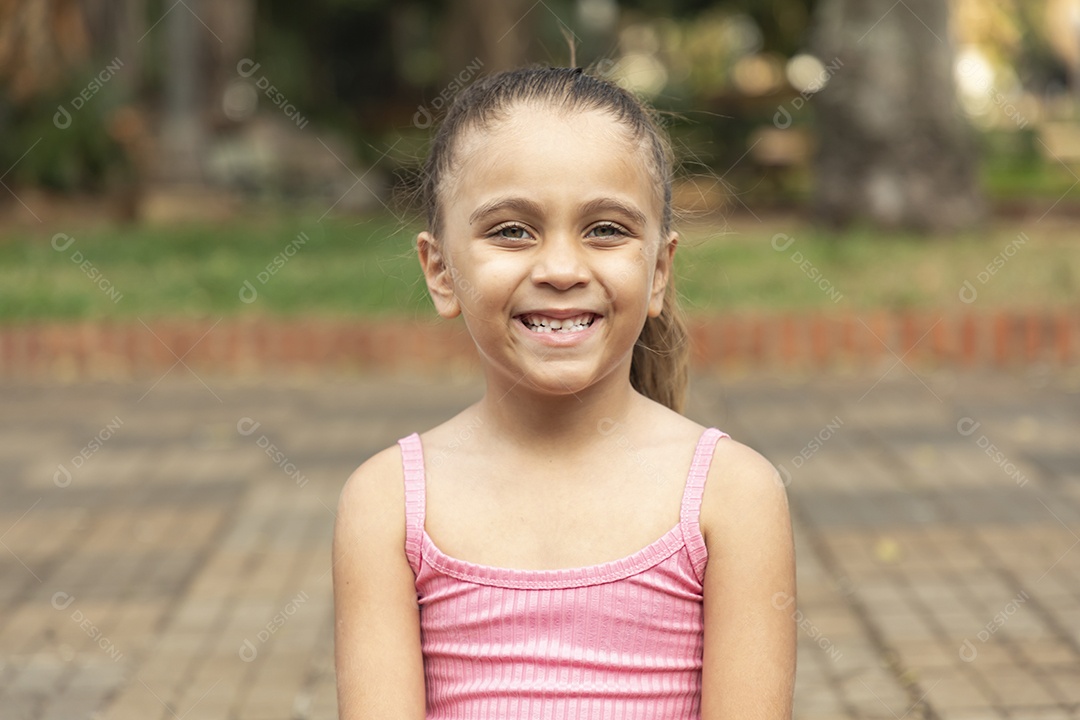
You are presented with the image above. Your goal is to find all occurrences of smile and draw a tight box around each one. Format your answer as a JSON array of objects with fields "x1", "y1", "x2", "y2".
[{"x1": 517, "y1": 313, "x2": 599, "y2": 334}]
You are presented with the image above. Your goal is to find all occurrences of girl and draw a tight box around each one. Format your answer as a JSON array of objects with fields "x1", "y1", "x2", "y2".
[{"x1": 333, "y1": 66, "x2": 796, "y2": 719}]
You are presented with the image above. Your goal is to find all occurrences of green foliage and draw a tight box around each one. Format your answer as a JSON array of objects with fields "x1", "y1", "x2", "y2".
[
  {"x1": 0, "y1": 73, "x2": 128, "y2": 192},
  {"x1": 980, "y1": 129, "x2": 1079, "y2": 201},
  {"x1": 621, "y1": 0, "x2": 817, "y2": 55}
]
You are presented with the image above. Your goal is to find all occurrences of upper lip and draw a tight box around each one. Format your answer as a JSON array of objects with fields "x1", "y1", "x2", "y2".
[{"x1": 514, "y1": 308, "x2": 603, "y2": 320}]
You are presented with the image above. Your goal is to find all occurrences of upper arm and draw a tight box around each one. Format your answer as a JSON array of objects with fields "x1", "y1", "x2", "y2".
[
  {"x1": 700, "y1": 439, "x2": 796, "y2": 720},
  {"x1": 333, "y1": 445, "x2": 426, "y2": 720}
]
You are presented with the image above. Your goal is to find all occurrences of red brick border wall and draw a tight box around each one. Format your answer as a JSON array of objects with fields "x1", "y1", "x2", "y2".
[
  {"x1": 0, "y1": 312, "x2": 1076, "y2": 379},
  {"x1": 686, "y1": 311, "x2": 1077, "y2": 370}
]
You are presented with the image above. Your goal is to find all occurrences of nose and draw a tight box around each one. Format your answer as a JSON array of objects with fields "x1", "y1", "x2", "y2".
[{"x1": 531, "y1": 233, "x2": 590, "y2": 290}]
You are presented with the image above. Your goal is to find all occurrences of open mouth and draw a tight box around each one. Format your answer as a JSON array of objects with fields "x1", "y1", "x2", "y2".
[{"x1": 516, "y1": 313, "x2": 599, "y2": 334}]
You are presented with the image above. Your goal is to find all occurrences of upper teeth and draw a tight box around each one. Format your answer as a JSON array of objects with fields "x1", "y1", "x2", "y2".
[{"x1": 521, "y1": 313, "x2": 595, "y2": 332}]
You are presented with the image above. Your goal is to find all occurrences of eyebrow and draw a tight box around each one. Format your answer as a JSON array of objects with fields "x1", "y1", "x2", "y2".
[
  {"x1": 579, "y1": 198, "x2": 649, "y2": 229},
  {"x1": 469, "y1": 197, "x2": 543, "y2": 225},
  {"x1": 468, "y1": 196, "x2": 650, "y2": 229}
]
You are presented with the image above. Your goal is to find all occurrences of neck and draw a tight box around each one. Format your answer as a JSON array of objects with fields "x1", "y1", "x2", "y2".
[{"x1": 474, "y1": 368, "x2": 641, "y2": 453}]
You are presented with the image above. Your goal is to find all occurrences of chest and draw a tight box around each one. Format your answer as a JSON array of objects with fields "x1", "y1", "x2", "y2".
[{"x1": 423, "y1": 451, "x2": 689, "y2": 570}]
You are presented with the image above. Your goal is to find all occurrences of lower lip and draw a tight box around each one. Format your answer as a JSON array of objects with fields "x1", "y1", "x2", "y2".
[{"x1": 514, "y1": 316, "x2": 602, "y2": 347}]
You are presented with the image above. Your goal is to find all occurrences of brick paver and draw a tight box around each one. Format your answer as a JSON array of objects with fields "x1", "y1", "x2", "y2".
[{"x1": 2, "y1": 367, "x2": 1079, "y2": 719}]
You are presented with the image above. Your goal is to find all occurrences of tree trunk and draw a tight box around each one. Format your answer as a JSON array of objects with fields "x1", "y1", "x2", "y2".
[
  {"x1": 162, "y1": 0, "x2": 205, "y2": 183},
  {"x1": 812, "y1": 0, "x2": 984, "y2": 233},
  {"x1": 441, "y1": 0, "x2": 534, "y2": 79},
  {"x1": 0, "y1": 0, "x2": 89, "y2": 101}
]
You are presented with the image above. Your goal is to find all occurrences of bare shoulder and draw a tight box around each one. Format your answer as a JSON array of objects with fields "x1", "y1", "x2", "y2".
[
  {"x1": 697, "y1": 436, "x2": 796, "y2": 718},
  {"x1": 336, "y1": 443, "x2": 407, "y2": 546},
  {"x1": 699, "y1": 436, "x2": 791, "y2": 546},
  {"x1": 334, "y1": 441, "x2": 427, "y2": 719}
]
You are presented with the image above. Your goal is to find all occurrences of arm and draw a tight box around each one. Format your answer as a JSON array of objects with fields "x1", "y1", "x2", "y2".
[
  {"x1": 700, "y1": 440, "x2": 797, "y2": 720},
  {"x1": 334, "y1": 446, "x2": 427, "y2": 720}
]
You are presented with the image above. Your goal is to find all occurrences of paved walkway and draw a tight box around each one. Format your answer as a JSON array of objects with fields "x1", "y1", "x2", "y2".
[{"x1": 2, "y1": 367, "x2": 1079, "y2": 719}]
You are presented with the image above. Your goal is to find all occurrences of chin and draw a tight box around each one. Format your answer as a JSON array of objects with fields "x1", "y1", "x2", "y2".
[{"x1": 510, "y1": 362, "x2": 616, "y2": 399}]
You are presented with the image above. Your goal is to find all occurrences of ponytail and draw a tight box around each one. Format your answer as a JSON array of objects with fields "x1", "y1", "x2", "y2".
[{"x1": 630, "y1": 280, "x2": 689, "y2": 413}]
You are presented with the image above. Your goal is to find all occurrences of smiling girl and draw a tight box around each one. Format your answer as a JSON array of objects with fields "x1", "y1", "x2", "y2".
[{"x1": 333, "y1": 66, "x2": 796, "y2": 720}]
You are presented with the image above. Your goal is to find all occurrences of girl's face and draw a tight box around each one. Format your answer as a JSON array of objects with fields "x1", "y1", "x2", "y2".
[{"x1": 418, "y1": 106, "x2": 676, "y2": 399}]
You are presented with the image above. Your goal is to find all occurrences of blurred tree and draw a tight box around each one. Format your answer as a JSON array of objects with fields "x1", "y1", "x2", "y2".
[
  {"x1": 0, "y1": 0, "x2": 138, "y2": 203},
  {"x1": 0, "y1": 0, "x2": 89, "y2": 102},
  {"x1": 161, "y1": 0, "x2": 204, "y2": 183},
  {"x1": 1045, "y1": 0, "x2": 1080, "y2": 94},
  {"x1": 623, "y1": 0, "x2": 817, "y2": 56},
  {"x1": 811, "y1": 0, "x2": 984, "y2": 231},
  {"x1": 441, "y1": 0, "x2": 535, "y2": 75}
]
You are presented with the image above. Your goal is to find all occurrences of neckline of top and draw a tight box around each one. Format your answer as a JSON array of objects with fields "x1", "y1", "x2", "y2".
[
  {"x1": 420, "y1": 522, "x2": 687, "y2": 589},
  {"x1": 409, "y1": 426, "x2": 724, "y2": 589}
]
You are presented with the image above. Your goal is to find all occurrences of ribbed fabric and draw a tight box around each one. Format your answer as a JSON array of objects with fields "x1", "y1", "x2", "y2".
[{"x1": 398, "y1": 427, "x2": 728, "y2": 720}]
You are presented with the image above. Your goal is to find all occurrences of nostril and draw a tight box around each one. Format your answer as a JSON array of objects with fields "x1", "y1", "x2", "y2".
[{"x1": 532, "y1": 264, "x2": 591, "y2": 289}]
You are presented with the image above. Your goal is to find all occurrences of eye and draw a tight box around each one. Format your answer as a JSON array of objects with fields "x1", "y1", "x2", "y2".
[
  {"x1": 586, "y1": 223, "x2": 629, "y2": 240},
  {"x1": 489, "y1": 223, "x2": 534, "y2": 242}
]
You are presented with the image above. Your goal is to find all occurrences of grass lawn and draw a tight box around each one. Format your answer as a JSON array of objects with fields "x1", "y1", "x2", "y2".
[{"x1": 2, "y1": 211, "x2": 1077, "y2": 322}]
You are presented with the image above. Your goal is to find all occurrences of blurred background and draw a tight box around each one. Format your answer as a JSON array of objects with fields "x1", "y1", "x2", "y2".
[
  {"x1": 1, "y1": 0, "x2": 1079, "y2": 325},
  {"x1": 2, "y1": 1, "x2": 1080, "y2": 719}
]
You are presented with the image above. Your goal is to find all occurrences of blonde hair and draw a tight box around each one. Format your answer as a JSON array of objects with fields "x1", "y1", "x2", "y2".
[{"x1": 420, "y1": 65, "x2": 689, "y2": 412}]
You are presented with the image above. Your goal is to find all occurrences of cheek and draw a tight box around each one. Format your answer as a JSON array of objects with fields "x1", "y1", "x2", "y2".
[
  {"x1": 603, "y1": 250, "x2": 656, "y2": 302},
  {"x1": 448, "y1": 251, "x2": 518, "y2": 307}
]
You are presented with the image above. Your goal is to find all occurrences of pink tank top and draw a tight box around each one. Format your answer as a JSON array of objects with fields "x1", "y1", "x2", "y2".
[{"x1": 398, "y1": 427, "x2": 728, "y2": 720}]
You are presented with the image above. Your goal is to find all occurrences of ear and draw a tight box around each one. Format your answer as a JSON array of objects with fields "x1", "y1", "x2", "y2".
[
  {"x1": 417, "y1": 231, "x2": 461, "y2": 319},
  {"x1": 648, "y1": 231, "x2": 677, "y2": 318}
]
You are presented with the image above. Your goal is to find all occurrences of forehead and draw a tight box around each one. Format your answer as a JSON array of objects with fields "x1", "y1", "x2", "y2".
[{"x1": 444, "y1": 105, "x2": 662, "y2": 225}]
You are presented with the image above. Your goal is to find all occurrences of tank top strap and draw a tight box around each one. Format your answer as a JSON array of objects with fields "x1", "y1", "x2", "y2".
[
  {"x1": 397, "y1": 433, "x2": 426, "y2": 576},
  {"x1": 679, "y1": 427, "x2": 729, "y2": 582}
]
